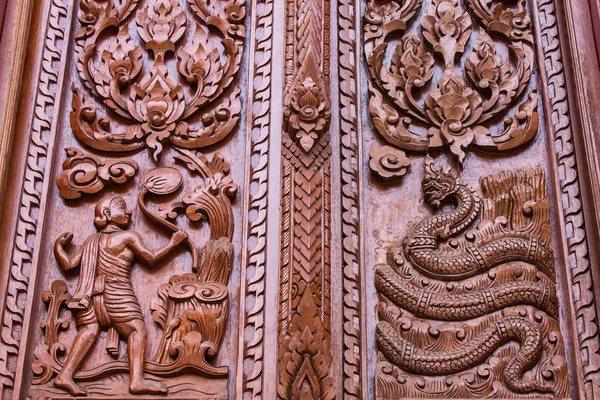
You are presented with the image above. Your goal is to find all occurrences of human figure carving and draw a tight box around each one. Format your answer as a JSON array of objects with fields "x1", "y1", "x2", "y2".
[{"x1": 53, "y1": 196, "x2": 188, "y2": 396}]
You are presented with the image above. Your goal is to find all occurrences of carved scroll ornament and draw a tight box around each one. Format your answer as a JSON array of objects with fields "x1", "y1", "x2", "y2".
[
  {"x1": 56, "y1": 147, "x2": 138, "y2": 199},
  {"x1": 71, "y1": 0, "x2": 245, "y2": 161},
  {"x1": 375, "y1": 161, "x2": 569, "y2": 398},
  {"x1": 366, "y1": 0, "x2": 538, "y2": 178}
]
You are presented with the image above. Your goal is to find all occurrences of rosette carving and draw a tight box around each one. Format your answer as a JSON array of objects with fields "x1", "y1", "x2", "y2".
[
  {"x1": 283, "y1": 77, "x2": 331, "y2": 152},
  {"x1": 365, "y1": 0, "x2": 537, "y2": 173},
  {"x1": 72, "y1": 0, "x2": 245, "y2": 161}
]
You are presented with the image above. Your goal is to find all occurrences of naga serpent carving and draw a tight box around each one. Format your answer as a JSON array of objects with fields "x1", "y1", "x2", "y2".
[
  {"x1": 376, "y1": 161, "x2": 566, "y2": 397},
  {"x1": 377, "y1": 317, "x2": 550, "y2": 394},
  {"x1": 376, "y1": 265, "x2": 558, "y2": 320},
  {"x1": 400, "y1": 163, "x2": 555, "y2": 281}
]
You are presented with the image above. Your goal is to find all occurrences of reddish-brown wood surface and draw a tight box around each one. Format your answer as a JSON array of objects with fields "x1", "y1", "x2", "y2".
[{"x1": 0, "y1": 0, "x2": 598, "y2": 398}]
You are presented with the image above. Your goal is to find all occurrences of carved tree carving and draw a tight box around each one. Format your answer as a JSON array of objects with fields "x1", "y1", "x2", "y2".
[
  {"x1": 375, "y1": 162, "x2": 569, "y2": 398},
  {"x1": 71, "y1": 0, "x2": 245, "y2": 161},
  {"x1": 365, "y1": 0, "x2": 537, "y2": 172}
]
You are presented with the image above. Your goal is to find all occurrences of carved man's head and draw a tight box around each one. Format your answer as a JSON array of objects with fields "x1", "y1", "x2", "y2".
[{"x1": 94, "y1": 196, "x2": 132, "y2": 230}]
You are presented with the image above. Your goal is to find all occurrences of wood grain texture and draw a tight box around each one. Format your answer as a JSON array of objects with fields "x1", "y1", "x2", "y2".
[{"x1": 0, "y1": 0, "x2": 34, "y2": 207}]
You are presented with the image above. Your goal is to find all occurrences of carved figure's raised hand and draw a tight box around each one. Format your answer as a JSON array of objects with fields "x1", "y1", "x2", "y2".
[
  {"x1": 172, "y1": 230, "x2": 188, "y2": 245},
  {"x1": 55, "y1": 232, "x2": 73, "y2": 249}
]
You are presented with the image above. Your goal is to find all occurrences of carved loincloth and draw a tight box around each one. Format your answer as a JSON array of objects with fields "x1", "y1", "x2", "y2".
[{"x1": 74, "y1": 236, "x2": 143, "y2": 328}]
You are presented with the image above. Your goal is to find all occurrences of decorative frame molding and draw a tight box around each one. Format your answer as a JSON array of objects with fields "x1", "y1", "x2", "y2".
[
  {"x1": 535, "y1": 0, "x2": 600, "y2": 396},
  {"x1": 0, "y1": 0, "x2": 72, "y2": 398},
  {"x1": 0, "y1": 0, "x2": 35, "y2": 204},
  {"x1": 338, "y1": 0, "x2": 365, "y2": 397},
  {"x1": 238, "y1": 0, "x2": 274, "y2": 398}
]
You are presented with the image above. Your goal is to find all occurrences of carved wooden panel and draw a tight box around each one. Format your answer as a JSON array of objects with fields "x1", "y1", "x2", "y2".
[
  {"x1": 0, "y1": 0, "x2": 599, "y2": 398},
  {"x1": 0, "y1": 0, "x2": 247, "y2": 397},
  {"x1": 362, "y1": 0, "x2": 597, "y2": 398}
]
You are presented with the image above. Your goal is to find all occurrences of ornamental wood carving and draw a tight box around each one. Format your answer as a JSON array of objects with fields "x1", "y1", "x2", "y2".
[
  {"x1": 366, "y1": 0, "x2": 579, "y2": 397},
  {"x1": 56, "y1": 148, "x2": 138, "y2": 200},
  {"x1": 2, "y1": 0, "x2": 600, "y2": 397},
  {"x1": 276, "y1": 0, "x2": 334, "y2": 398},
  {"x1": 365, "y1": 0, "x2": 538, "y2": 176},
  {"x1": 375, "y1": 162, "x2": 569, "y2": 397},
  {"x1": 31, "y1": 150, "x2": 238, "y2": 397},
  {"x1": 71, "y1": 0, "x2": 244, "y2": 161},
  {"x1": 25, "y1": 0, "x2": 244, "y2": 397}
]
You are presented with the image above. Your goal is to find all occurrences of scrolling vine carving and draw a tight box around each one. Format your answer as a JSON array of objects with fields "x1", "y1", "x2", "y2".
[
  {"x1": 238, "y1": 0, "x2": 274, "y2": 397},
  {"x1": 277, "y1": 0, "x2": 334, "y2": 397},
  {"x1": 71, "y1": 0, "x2": 245, "y2": 161},
  {"x1": 375, "y1": 162, "x2": 569, "y2": 398},
  {"x1": 365, "y1": 0, "x2": 538, "y2": 176}
]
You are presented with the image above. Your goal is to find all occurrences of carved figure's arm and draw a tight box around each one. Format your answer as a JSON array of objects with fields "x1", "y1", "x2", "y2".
[
  {"x1": 54, "y1": 232, "x2": 82, "y2": 272},
  {"x1": 127, "y1": 230, "x2": 188, "y2": 268}
]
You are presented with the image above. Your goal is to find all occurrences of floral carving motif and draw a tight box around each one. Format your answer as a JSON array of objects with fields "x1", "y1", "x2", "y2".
[
  {"x1": 283, "y1": 77, "x2": 331, "y2": 152},
  {"x1": 72, "y1": 0, "x2": 245, "y2": 161},
  {"x1": 365, "y1": 0, "x2": 537, "y2": 171}
]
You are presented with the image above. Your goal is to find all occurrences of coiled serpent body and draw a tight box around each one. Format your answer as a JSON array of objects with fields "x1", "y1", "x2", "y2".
[
  {"x1": 377, "y1": 167, "x2": 559, "y2": 395},
  {"x1": 377, "y1": 317, "x2": 552, "y2": 394},
  {"x1": 376, "y1": 265, "x2": 558, "y2": 320},
  {"x1": 403, "y1": 176, "x2": 555, "y2": 280}
]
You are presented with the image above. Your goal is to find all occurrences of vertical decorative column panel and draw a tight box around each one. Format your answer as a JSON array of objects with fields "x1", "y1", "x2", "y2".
[
  {"x1": 337, "y1": 0, "x2": 365, "y2": 397},
  {"x1": 0, "y1": 1, "x2": 71, "y2": 398},
  {"x1": 535, "y1": 0, "x2": 600, "y2": 396},
  {"x1": 276, "y1": 0, "x2": 334, "y2": 398},
  {"x1": 238, "y1": 0, "x2": 274, "y2": 399}
]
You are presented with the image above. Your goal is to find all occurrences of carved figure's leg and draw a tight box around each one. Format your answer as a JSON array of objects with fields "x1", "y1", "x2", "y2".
[
  {"x1": 115, "y1": 319, "x2": 167, "y2": 394},
  {"x1": 54, "y1": 322, "x2": 100, "y2": 396}
]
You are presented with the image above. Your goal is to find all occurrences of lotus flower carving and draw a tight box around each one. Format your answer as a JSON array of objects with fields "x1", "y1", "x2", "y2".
[
  {"x1": 71, "y1": 0, "x2": 245, "y2": 161},
  {"x1": 284, "y1": 77, "x2": 331, "y2": 152},
  {"x1": 365, "y1": 0, "x2": 537, "y2": 175}
]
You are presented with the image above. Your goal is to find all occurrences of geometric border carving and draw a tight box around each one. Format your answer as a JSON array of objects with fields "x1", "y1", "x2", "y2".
[
  {"x1": 338, "y1": 0, "x2": 364, "y2": 397},
  {"x1": 537, "y1": 0, "x2": 600, "y2": 396}
]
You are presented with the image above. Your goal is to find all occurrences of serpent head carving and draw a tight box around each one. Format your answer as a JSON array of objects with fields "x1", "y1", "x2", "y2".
[{"x1": 422, "y1": 158, "x2": 457, "y2": 209}]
